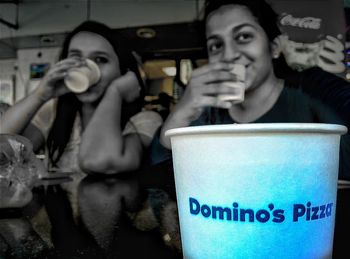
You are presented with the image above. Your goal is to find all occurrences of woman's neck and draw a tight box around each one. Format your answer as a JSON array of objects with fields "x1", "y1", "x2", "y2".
[{"x1": 228, "y1": 76, "x2": 284, "y2": 123}]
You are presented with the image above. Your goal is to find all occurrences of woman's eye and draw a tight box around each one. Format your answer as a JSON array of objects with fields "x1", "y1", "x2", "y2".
[
  {"x1": 94, "y1": 57, "x2": 108, "y2": 64},
  {"x1": 68, "y1": 53, "x2": 81, "y2": 59}
]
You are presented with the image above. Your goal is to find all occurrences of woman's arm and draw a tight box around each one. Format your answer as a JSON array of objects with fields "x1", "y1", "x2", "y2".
[
  {"x1": 79, "y1": 72, "x2": 144, "y2": 174},
  {"x1": 0, "y1": 90, "x2": 46, "y2": 135},
  {"x1": 0, "y1": 58, "x2": 82, "y2": 150}
]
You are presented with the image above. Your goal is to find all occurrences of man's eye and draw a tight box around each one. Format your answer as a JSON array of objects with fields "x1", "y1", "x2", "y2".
[
  {"x1": 94, "y1": 57, "x2": 108, "y2": 64},
  {"x1": 207, "y1": 42, "x2": 223, "y2": 54},
  {"x1": 236, "y1": 33, "x2": 253, "y2": 43}
]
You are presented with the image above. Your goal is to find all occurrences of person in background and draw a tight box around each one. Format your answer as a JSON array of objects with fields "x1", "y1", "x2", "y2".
[
  {"x1": 157, "y1": 0, "x2": 350, "y2": 181},
  {"x1": 155, "y1": 92, "x2": 173, "y2": 121},
  {"x1": 0, "y1": 20, "x2": 163, "y2": 253}
]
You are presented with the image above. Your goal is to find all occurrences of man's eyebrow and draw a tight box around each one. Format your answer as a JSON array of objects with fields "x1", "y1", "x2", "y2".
[
  {"x1": 207, "y1": 34, "x2": 218, "y2": 41},
  {"x1": 207, "y1": 23, "x2": 258, "y2": 41},
  {"x1": 68, "y1": 49, "x2": 81, "y2": 53},
  {"x1": 232, "y1": 23, "x2": 257, "y2": 33}
]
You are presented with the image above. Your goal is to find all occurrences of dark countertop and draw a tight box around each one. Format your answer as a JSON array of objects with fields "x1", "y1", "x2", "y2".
[{"x1": 0, "y1": 178, "x2": 349, "y2": 259}]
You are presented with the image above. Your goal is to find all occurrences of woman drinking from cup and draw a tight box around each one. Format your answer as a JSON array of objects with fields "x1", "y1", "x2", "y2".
[
  {"x1": 1, "y1": 20, "x2": 162, "y2": 177},
  {"x1": 0, "y1": 21, "x2": 163, "y2": 250}
]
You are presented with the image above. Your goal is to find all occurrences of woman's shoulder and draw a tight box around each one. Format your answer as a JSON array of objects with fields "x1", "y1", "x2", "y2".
[
  {"x1": 123, "y1": 110, "x2": 163, "y2": 144},
  {"x1": 130, "y1": 110, "x2": 163, "y2": 123}
]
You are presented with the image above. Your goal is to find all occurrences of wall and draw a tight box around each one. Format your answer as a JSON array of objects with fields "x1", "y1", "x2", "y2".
[
  {"x1": 15, "y1": 47, "x2": 60, "y2": 102},
  {"x1": 0, "y1": 59, "x2": 16, "y2": 104}
]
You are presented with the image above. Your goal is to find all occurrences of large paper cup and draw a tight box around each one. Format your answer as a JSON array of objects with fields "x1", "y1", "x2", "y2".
[{"x1": 165, "y1": 123, "x2": 347, "y2": 259}]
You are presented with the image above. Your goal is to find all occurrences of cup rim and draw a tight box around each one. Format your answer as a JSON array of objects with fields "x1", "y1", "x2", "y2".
[
  {"x1": 165, "y1": 123, "x2": 348, "y2": 137},
  {"x1": 86, "y1": 59, "x2": 101, "y2": 84}
]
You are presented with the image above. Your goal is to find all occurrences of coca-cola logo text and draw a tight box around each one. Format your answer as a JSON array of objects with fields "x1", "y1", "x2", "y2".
[{"x1": 280, "y1": 13, "x2": 322, "y2": 30}]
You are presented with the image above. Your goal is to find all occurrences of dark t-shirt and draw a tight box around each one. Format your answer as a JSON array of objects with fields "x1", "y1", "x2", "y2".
[
  {"x1": 150, "y1": 85, "x2": 350, "y2": 180},
  {"x1": 192, "y1": 87, "x2": 343, "y2": 125}
]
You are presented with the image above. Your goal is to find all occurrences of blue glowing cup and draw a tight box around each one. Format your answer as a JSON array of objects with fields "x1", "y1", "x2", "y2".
[{"x1": 166, "y1": 123, "x2": 347, "y2": 259}]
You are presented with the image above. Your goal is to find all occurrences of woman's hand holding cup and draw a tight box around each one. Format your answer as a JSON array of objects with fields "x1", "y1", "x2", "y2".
[{"x1": 35, "y1": 58, "x2": 87, "y2": 101}]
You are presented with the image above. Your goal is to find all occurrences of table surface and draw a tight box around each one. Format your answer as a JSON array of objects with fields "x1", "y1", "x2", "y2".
[
  {"x1": 332, "y1": 187, "x2": 350, "y2": 258},
  {"x1": 0, "y1": 177, "x2": 349, "y2": 259}
]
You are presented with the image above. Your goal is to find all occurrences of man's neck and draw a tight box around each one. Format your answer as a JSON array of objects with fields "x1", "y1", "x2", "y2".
[{"x1": 228, "y1": 77, "x2": 284, "y2": 123}]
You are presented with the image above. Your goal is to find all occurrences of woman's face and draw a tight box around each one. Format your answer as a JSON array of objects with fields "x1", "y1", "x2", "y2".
[
  {"x1": 206, "y1": 4, "x2": 275, "y2": 91},
  {"x1": 67, "y1": 31, "x2": 121, "y2": 103}
]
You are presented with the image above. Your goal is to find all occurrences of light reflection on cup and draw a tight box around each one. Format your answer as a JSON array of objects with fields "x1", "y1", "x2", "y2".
[
  {"x1": 64, "y1": 59, "x2": 100, "y2": 93},
  {"x1": 166, "y1": 123, "x2": 347, "y2": 259}
]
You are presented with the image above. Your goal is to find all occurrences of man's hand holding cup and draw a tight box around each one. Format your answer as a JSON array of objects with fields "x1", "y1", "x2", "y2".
[{"x1": 218, "y1": 64, "x2": 246, "y2": 104}]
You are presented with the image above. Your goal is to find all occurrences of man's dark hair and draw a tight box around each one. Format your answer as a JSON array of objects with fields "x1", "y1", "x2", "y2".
[
  {"x1": 204, "y1": 0, "x2": 281, "y2": 42},
  {"x1": 204, "y1": 0, "x2": 293, "y2": 78}
]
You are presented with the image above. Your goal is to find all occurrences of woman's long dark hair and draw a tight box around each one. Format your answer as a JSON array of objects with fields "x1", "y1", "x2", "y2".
[{"x1": 47, "y1": 20, "x2": 145, "y2": 166}]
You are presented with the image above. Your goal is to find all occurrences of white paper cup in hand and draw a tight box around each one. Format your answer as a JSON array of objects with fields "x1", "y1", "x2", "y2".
[
  {"x1": 64, "y1": 59, "x2": 101, "y2": 93},
  {"x1": 218, "y1": 64, "x2": 246, "y2": 104}
]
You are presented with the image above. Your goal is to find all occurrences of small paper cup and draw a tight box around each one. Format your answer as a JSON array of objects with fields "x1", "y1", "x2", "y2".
[
  {"x1": 218, "y1": 81, "x2": 245, "y2": 103},
  {"x1": 218, "y1": 64, "x2": 246, "y2": 104},
  {"x1": 64, "y1": 59, "x2": 100, "y2": 93},
  {"x1": 64, "y1": 70, "x2": 90, "y2": 93}
]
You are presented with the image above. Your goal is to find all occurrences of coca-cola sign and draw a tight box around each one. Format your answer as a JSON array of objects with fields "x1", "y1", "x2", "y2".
[{"x1": 280, "y1": 13, "x2": 322, "y2": 30}]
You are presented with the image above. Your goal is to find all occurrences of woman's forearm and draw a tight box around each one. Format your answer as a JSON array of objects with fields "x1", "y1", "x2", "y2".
[
  {"x1": 0, "y1": 88, "x2": 46, "y2": 134},
  {"x1": 79, "y1": 86, "x2": 125, "y2": 173}
]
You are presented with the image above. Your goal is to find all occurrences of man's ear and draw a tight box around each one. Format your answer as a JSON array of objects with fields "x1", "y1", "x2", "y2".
[{"x1": 271, "y1": 35, "x2": 284, "y2": 59}]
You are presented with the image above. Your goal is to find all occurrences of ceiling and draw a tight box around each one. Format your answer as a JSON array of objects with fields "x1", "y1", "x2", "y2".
[
  {"x1": 0, "y1": 21, "x2": 207, "y2": 60},
  {"x1": 0, "y1": 0, "x2": 207, "y2": 62}
]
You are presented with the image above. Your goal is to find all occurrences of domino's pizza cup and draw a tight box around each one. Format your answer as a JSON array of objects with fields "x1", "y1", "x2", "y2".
[
  {"x1": 218, "y1": 64, "x2": 246, "y2": 104},
  {"x1": 165, "y1": 123, "x2": 347, "y2": 259},
  {"x1": 64, "y1": 59, "x2": 101, "y2": 93}
]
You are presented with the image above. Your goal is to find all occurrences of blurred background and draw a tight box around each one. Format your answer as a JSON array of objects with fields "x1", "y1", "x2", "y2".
[{"x1": 0, "y1": 0, "x2": 348, "y2": 115}]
